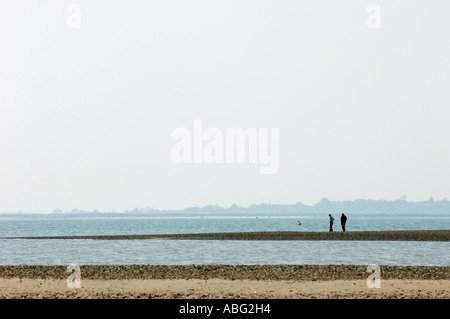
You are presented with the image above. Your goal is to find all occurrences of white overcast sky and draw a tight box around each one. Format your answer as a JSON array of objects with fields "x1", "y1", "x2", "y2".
[{"x1": 0, "y1": 0, "x2": 449, "y2": 213}]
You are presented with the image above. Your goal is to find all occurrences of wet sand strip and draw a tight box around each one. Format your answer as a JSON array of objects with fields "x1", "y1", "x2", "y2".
[{"x1": 3, "y1": 230, "x2": 450, "y2": 241}]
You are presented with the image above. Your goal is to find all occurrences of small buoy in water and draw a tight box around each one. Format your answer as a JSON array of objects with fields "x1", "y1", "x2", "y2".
[{"x1": 298, "y1": 221, "x2": 302, "y2": 225}]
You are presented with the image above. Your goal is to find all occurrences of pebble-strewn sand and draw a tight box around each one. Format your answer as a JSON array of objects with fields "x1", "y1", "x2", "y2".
[
  {"x1": 5, "y1": 230, "x2": 450, "y2": 241},
  {"x1": 0, "y1": 265, "x2": 449, "y2": 299},
  {"x1": 1, "y1": 265, "x2": 448, "y2": 281}
]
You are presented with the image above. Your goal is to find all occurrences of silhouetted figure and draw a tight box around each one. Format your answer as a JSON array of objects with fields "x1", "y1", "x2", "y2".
[
  {"x1": 341, "y1": 213, "x2": 347, "y2": 232},
  {"x1": 329, "y1": 214, "x2": 334, "y2": 232}
]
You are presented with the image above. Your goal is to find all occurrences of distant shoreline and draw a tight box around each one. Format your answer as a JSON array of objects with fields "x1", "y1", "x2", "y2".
[{"x1": 4, "y1": 230, "x2": 450, "y2": 241}]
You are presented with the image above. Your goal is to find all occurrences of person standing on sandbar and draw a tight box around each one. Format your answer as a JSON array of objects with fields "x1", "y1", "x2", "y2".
[
  {"x1": 341, "y1": 213, "x2": 347, "y2": 232},
  {"x1": 328, "y1": 214, "x2": 334, "y2": 232}
]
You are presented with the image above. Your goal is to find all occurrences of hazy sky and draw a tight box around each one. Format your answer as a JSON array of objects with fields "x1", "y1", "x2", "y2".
[{"x1": 1, "y1": 0, "x2": 449, "y2": 213}]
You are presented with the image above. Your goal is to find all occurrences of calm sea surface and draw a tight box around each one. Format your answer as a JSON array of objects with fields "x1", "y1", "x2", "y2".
[{"x1": 1, "y1": 215, "x2": 449, "y2": 266}]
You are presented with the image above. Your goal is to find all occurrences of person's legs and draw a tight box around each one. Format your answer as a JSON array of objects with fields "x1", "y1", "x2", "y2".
[
  {"x1": 342, "y1": 223, "x2": 345, "y2": 232},
  {"x1": 329, "y1": 221, "x2": 333, "y2": 232}
]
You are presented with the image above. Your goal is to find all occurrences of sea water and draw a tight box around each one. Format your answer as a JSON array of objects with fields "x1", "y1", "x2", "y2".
[
  {"x1": 0, "y1": 215, "x2": 449, "y2": 266},
  {"x1": 1, "y1": 215, "x2": 449, "y2": 237}
]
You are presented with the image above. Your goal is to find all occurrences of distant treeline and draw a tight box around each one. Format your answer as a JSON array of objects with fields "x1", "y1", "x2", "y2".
[{"x1": 44, "y1": 197, "x2": 450, "y2": 216}]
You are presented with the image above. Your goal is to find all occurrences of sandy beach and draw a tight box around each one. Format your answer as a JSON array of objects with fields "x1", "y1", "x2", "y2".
[
  {"x1": 1, "y1": 265, "x2": 448, "y2": 299},
  {"x1": 1, "y1": 278, "x2": 449, "y2": 299}
]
